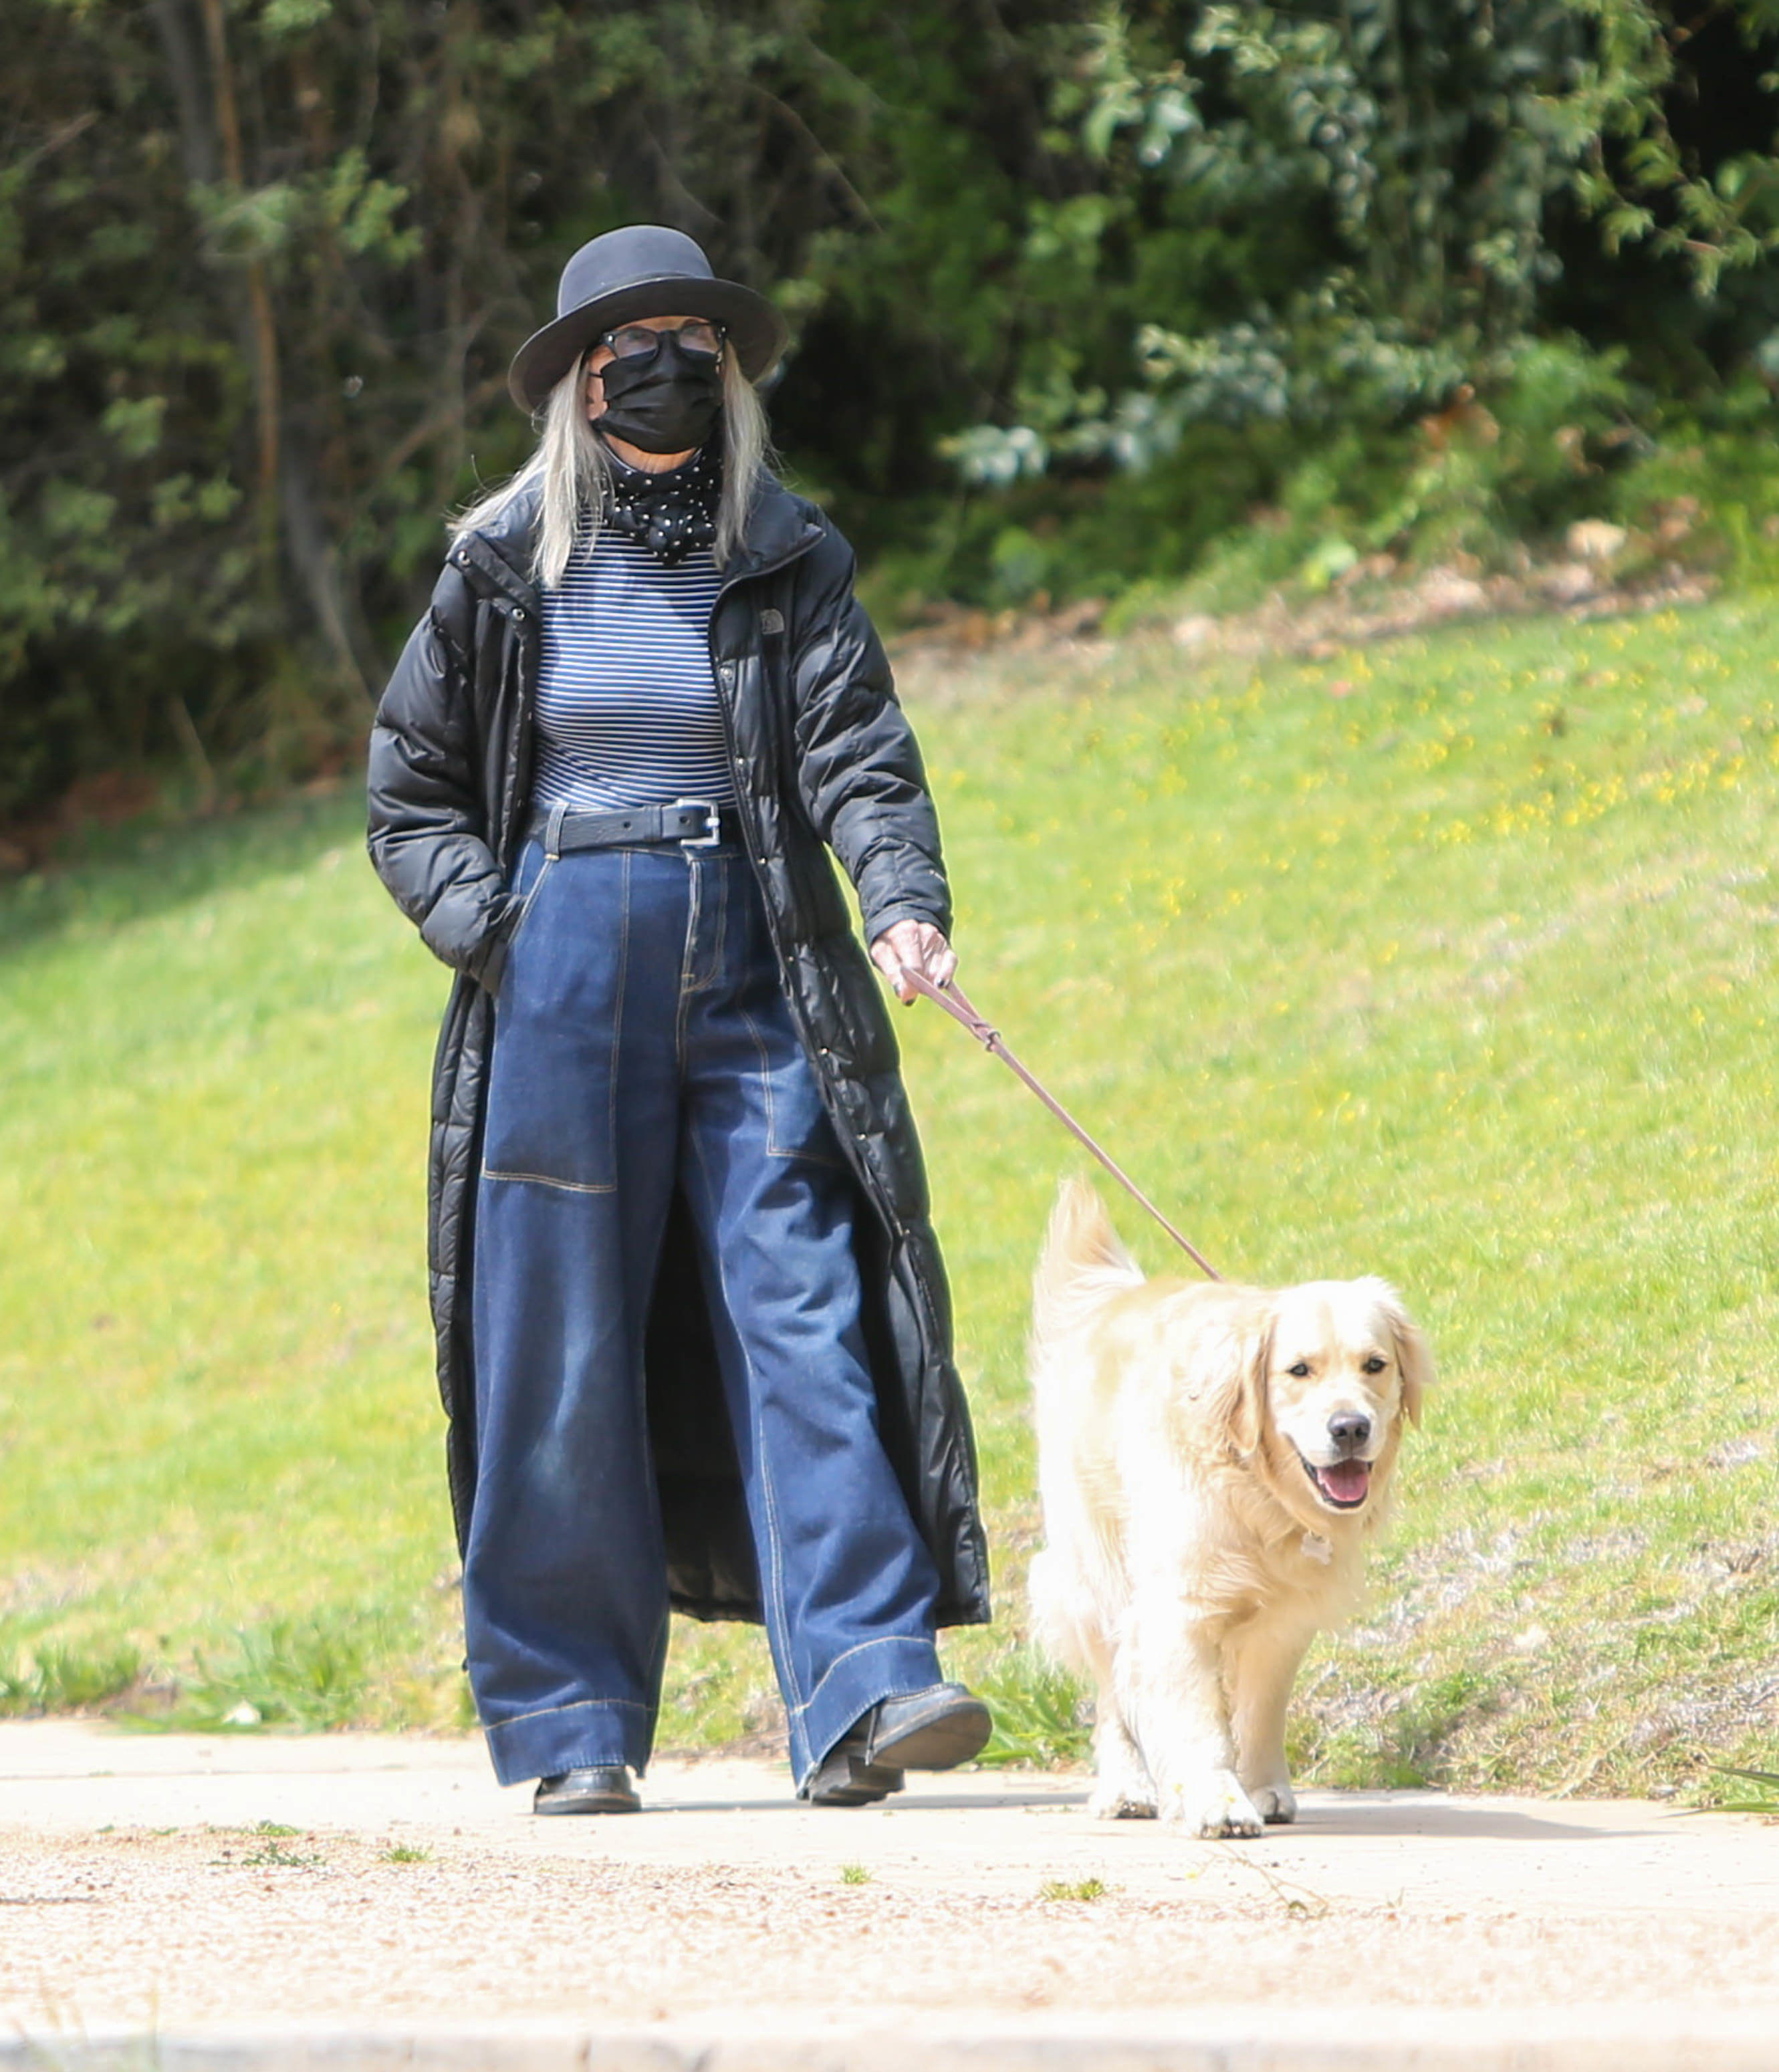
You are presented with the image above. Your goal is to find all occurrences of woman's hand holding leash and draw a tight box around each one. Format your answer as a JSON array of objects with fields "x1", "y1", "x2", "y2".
[{"x1": 870, "y1": 918, "x2": 957, "y2": 1004}]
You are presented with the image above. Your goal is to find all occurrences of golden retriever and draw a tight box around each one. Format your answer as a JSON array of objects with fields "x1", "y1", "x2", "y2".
[{"x1": 1028, "y1": 1179, "x2": 1431, "y2": 1838}]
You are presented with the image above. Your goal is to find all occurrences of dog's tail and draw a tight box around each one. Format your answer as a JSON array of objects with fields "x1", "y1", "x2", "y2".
[{"x1": 1032, "y1": 1177, "x2": 1143, "y2": 1350}]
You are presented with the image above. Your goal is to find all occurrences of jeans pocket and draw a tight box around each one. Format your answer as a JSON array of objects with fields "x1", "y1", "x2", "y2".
[
  {"x1": 738, "y1": 1005, "x2": 851, "y2": 1171},
  {"x1": 481, "y1": 852, "x2": 626, "y2": 1194},
  {"x1": 503, "y1": 843, "x2": 555, "y2": 958}
]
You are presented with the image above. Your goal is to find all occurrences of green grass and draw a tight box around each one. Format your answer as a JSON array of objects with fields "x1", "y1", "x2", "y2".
[
  {"x1": 973, "y1": 1652, "x2": 1093, "y2": 1769},
  {"x1": 4, "y1": 594, "x2": 1779, "y2": 1793},
  {"x1": 144, "y1": 1608, "x2": 407, "y2": 1732},
  {"x1": 0, "y1": 1638, "x2": 144, "y2": 1716},
  {"x1": 239, "y1": 1835, "x2": 324, "y2": 1869}
]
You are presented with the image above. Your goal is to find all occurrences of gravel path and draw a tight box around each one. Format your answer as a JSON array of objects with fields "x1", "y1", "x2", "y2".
[
  {"x1": 6, "y1": 1822, "x2": 1779, "y2": 2030},
  {"x1": 4, "y1": 1723, "x2": 1778, "y2": 2064}
]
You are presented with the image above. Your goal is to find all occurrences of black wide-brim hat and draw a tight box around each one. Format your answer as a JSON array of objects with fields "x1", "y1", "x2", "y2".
[{"x1": 507, "y1": 224, "x2": 788, "y2": 412}]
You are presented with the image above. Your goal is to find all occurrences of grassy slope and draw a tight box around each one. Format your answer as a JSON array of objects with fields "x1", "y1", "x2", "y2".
[{"x1": 2, "y1": 596, "x2": 1776, "y2": 1789}]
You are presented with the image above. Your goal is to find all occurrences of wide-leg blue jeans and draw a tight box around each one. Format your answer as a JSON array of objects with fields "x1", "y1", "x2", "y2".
[{"x1": 465, "y1": 827, "x2": 945, "y2": 1789}]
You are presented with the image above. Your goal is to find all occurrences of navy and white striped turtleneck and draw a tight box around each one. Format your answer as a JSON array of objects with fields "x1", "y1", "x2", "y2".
[{"x1": 530, "y1": 463, "x2": 734, "y2": 813}]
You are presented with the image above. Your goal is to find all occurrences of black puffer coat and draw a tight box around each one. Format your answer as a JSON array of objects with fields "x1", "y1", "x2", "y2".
[{"x1": 366, "y1": 475, "x2": 991, "y2": 1629}]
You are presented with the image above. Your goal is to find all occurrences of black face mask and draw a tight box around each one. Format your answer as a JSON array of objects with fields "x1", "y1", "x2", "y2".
[{"x1": 594, "y1": 332, "x2": 724, "y2": 454}]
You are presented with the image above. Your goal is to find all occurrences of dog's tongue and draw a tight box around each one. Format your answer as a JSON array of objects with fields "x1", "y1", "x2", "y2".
[{"x1": 1318, "y1": 1460, "x2": 1371, "y2": 1505}]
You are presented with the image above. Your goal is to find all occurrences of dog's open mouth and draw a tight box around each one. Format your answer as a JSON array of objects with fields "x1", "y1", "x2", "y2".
[{"x1": 1299, "y1": 1454, "x2": 1373, "y2": 1509}]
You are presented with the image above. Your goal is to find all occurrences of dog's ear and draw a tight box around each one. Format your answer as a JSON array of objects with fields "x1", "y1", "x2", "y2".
[
  {"x1": 1205, "y1": 1309, "x2": 1271, "y2": 1458},
  {"x1": 1235, "y1": 1315, "x2": 1272, "y2": 1455},
  {"x1": 1387, "y1": 1303, "x2": 1434, "y2": 1428}
]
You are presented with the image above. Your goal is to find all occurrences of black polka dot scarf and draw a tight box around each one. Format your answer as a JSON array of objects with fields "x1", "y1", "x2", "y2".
[{"x1": 602, "y1": 442, "x2": 721, "y2": 565}]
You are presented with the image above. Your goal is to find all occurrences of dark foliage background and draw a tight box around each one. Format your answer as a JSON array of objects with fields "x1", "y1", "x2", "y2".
[{"x1": 7, "y1": 0, "x2": 1779, "y2": 822}]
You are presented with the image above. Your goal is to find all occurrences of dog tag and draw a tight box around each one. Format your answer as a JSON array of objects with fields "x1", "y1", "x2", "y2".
[{"x1": 1301, "y1": 1532, "x2": 1332, "y2": 1565}]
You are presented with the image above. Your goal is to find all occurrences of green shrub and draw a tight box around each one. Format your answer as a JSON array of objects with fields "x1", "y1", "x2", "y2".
[
  {"x1": 975, "y1": 1650, "x2": 1092, "y2": 1769},
  {"x1": 0, "y1": 1639, "x2": 145, "y2": 1715},
  {"x1": 146, "y1": 1611, "x2": 394, "y2": 1733}
]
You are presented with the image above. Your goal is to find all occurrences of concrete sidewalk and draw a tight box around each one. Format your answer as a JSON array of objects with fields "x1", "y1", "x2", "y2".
[{"x1": 3, "y1": 1720, "x2": 1777, "y2": 2068}]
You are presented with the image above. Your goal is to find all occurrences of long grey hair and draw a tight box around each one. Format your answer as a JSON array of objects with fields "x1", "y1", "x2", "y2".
[{"x1": 451, "y1": 350, "x2": 772, "y2": 588}]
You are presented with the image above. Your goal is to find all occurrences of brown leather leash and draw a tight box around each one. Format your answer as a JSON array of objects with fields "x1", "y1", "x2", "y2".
[{"x1": 899, "y1": 968, "x2": 1223, "y2": 1282}]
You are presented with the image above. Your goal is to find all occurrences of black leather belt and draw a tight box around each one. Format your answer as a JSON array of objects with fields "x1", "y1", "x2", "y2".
[{"x1": 526, "y1": 798, "x2": 743, "y2": 853}]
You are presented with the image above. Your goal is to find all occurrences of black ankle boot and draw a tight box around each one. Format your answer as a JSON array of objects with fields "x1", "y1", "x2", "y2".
[
  {"x1": 864, "y1": 1682, "x2": 992, "y2": 1770},
  {"x1": 533, "y1": 1765, "x2": 640, "y2": 1814},
  {"x1": 799, "y1": 1736, "x2": 905, "y2": 1807}
]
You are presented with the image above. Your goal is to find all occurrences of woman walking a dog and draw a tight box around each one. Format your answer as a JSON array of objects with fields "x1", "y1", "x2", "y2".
[{"x1": 366, "y1": 226, "x2": 990, "y2": 1813}]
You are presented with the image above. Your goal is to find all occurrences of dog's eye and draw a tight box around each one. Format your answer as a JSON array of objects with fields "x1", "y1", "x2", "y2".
[
  {"x1": 1286, "y1": 1360, "x2": 1311, "y2": 1378},
  {"x1": 1362, "y1": 1355, "x2": 1388, "y2": 1374}
]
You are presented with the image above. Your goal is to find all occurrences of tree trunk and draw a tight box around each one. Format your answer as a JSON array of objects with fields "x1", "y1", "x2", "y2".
[{"x1": 197, "y1": 0, "x2": 282, "y2": 580}]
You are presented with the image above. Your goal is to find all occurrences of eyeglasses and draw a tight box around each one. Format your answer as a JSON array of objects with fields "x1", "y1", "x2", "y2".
[{"x1": 598, "y1": 319, "x2": 725, "y2": 362}]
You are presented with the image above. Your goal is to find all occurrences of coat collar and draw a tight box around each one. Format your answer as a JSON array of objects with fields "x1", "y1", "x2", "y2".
[
  {"x1": 451, "y1": 494, "x2": 540, "y2": 612},
  {"x1": 715, "y1": 473, "x2": 826, "y2": 584},
  {"x1": 455, "y1": 471, "x2": 822, "y2": 612}
]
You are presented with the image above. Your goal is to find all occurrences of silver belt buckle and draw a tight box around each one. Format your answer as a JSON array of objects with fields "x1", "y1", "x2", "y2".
[{"x1": 673, "y1": 797, "x2": 723, "y2": 848}]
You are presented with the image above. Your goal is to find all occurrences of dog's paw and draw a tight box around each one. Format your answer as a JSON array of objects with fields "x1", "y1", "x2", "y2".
[
  {"x1": 1160, "y1": 1770, "x2": 1265, "y2": 1840},
  {"x1": 1088, "y1": 1779, "x2": 1158, "y2": 1820},
  {"x1": 1246, "y1": 1781, "x2": 1298, "y2": 1825}
]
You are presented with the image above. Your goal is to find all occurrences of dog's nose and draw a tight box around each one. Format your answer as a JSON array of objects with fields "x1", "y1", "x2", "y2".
[{"x1": 1328, "y1": 1411, "x2": 1372, "y2": 1453}]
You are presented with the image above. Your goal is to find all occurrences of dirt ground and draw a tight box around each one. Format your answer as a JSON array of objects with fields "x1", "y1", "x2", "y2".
[
  {"x1": 5, "y1": 1724, "x2": 1779, "y2": 2059},
  {"x1": 5, "y1": 1819, "x2": 1779, "y2": 2031}
]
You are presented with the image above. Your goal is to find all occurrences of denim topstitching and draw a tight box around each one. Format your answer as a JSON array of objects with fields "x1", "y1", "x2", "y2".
[
  {"x1": 608, "y1": 848, "x2": 631, "y2": 1174},
  {"x1": 788, "y1": 1634, "x2": 931, "y2": 1719},
  {"x1": 687, "y1": 1122, "x2": 802, "y2": 1727},
  {"x1": 485, "y1": 1693, "x2": 657, "y2": 1730}
]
